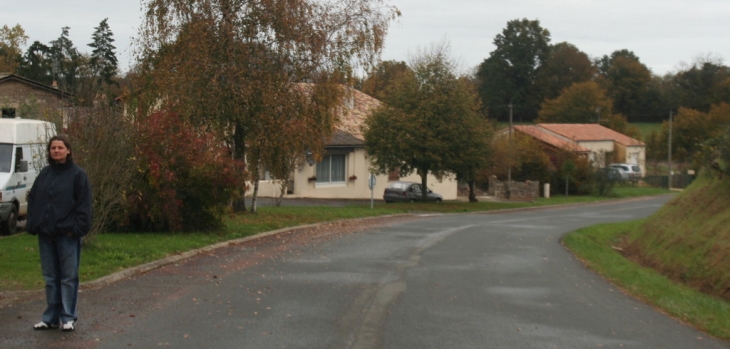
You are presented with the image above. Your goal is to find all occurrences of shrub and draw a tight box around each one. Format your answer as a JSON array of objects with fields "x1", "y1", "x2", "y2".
[
  {"x1": 65, "y1": 106, "x2": 135, "y2": 241},
  {"x1": 126, "y1": 110, "x2": 246, "y2": 232}
]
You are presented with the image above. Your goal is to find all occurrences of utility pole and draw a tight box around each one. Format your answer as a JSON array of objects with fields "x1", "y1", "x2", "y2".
[
  {"x1": 507, "y1": 102, "x2": 513, "y2": 198},
  {"x1": 668, "y1": 110, "x2": 673, "y2": 190}
]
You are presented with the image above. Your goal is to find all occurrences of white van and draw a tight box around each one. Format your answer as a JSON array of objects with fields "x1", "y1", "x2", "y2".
[{"x1": 0, "y1": 118, "x2": 56, "y2": 235}]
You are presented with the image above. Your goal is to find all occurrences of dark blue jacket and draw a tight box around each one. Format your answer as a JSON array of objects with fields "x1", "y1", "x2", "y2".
[{"x1": 27, "y1": 160, "x2": 92, "y2": 237}]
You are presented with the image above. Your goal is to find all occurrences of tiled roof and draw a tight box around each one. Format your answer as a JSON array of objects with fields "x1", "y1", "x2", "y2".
[
  {"x1": 513, "y1": 125, "x2": 591, "y2": 152},
  {"x1": 335, "y1": 88, "x2": 381, "y2": 141},
  {"x1": 295, "y1": 84, "x2": 380, "y2": 147},
  {"x1": 326, "y1": 129, "x2": 365, "y2": 147},
  {"x1": 537, "y1": 123, "x2": 645, "y2": 146},
  {"x1": 0, "y1": 73, "x2": 73, "y2": 99}
]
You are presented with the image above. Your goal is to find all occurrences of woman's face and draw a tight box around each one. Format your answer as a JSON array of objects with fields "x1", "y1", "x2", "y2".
[{"x1": 50, "y1": 140, "x2": 70, "y2": 164}]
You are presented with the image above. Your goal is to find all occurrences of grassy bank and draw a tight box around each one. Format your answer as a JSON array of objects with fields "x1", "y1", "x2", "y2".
[
  {"x1": 564, "y1": 173, "x2": 730, "y2": 339},
  {"x1": 0, "y1": 186, "x2": 668, "y2": 292},
  {"x1": 622, "y1": 174, "x2": 730, "y2": 300}
]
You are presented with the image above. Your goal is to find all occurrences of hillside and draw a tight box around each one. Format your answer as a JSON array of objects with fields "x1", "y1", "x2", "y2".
[{"x1": 621, "y1": 173, "x2": 730, "y2": 300}]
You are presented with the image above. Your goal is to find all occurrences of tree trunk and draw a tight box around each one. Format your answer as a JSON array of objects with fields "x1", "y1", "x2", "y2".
[
  {"x1": 251, "y1": 179, "x2": 259, "y2": 213},
  {"x1": 232, "y1": 121, "x2": 247, "y2": 212},
  {"x1": 275, "y1": 180, "x2": 287, "y2": 207},
  {"x1": 468, "y1": 179, "x2": 478, "y2": 203},
  {"x1": 250, "y1": 158, "x2": 261, "y2": 213},
  {"x1": 419, "y1": 169, "x2": 428, "y2": 201}
]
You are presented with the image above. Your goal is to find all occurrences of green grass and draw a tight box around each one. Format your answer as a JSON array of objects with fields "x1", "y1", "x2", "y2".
[
  {"x1": 564, "y1": 220, "x2": 730, "y2": 340},
  {"x1": 631, "y1": 122, "x2": 663, "y2": 140},
  {"x1": 622, "y1": 174, "x2": 730, "y2": 299},
  {"x1": 564, "y1": 173, "x2": 730, "y2": 339}
]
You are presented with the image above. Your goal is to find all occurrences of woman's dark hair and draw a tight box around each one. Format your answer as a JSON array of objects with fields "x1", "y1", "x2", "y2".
[{"x1": 46, "y1": 134, "x2": 74, "y2": 165}]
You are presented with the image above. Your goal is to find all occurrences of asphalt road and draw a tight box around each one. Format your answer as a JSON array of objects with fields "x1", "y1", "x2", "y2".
[{"x1": 2, "y1": 195, "x2": 728, "y2": 348}]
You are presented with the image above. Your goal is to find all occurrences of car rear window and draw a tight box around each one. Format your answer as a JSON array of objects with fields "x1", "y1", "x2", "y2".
[
  {"x1": 631, "y1": 166, "x2": 640, "y2": 172},
  {"x1": 387, "y1": 182, "x2": 410, "y2": 190}
]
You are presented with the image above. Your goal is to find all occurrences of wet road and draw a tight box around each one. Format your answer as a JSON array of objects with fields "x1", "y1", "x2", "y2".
[{"x1": 1, "y1": 195, "x2": 728, "y2": 348}]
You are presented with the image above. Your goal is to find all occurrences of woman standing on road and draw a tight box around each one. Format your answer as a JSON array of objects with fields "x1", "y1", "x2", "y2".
[{"x1": 27, "y1": 135, "x2": 92, "y2": 332}]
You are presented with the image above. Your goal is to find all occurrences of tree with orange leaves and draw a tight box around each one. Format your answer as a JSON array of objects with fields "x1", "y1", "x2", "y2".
[{"x1": 131, "y1": 0, "x2": 399, "y2": 212}]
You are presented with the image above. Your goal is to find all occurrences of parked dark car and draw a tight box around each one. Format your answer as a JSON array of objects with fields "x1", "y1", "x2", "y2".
[
  {"x1": 383, "y1": 181, "x2": 443, "y2": 203},
  {"x1": 605, "y1": 167, "x2": 629, "y2": 181}
]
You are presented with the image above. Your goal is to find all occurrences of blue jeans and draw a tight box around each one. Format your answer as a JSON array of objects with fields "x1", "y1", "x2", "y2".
[{"x1": 38, "y1": 234, "x2": 82, "y2": 325}]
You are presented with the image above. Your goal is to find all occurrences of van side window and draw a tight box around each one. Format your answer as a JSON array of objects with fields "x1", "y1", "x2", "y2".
[
  {"x1": 0, "y1": 144, "x2": 11, "y2": 172},
  {"x1": 15, "y1": 147, "x2": 25, "y2": 173}
]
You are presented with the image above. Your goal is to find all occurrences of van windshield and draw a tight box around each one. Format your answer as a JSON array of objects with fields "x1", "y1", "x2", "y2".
[{"x1": 0, "y1": 144, "x2": 11, "y2": 173}]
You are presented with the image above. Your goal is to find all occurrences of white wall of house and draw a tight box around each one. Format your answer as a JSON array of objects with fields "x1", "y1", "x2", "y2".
[
  {"x1": 576, "y1": 140, "x2": 615, "y2": 167},
  {"x1": 253, "y1": 147, "x2": 458, "y2": 200},
  {"x1": 618, "y1": 145, "x2": 646, "y2": 176}
]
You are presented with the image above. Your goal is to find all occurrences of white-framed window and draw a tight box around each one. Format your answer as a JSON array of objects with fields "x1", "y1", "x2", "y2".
[{"x1": 316, "y1": 153, "x2": 346, "y2": 183}]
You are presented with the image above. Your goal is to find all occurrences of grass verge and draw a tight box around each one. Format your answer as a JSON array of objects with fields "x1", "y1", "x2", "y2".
[
  {"x1": 0, "y1": 186, "x2": 670, "y2": 292},
  {"x1": 563, "y1": 220, "x2": 730, "y2": 340}
]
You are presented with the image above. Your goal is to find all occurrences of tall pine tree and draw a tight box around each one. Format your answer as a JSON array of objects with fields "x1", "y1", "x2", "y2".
[
  {"x1": 88, "y1": 18, "x2": 118, "y2": 88},
  {"x1": 49, "y1": 27, "x2": 81, "y2": 93}
]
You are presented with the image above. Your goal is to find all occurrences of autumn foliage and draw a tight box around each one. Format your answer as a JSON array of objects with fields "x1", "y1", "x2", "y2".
[{"x1": 127, "y1": 110, "x2": 246, "y2": 232}]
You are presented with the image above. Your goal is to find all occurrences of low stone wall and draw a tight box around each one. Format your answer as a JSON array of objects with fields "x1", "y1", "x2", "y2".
[{"x1": 488, "y1": 176, "x2": 540, "y2": 201}]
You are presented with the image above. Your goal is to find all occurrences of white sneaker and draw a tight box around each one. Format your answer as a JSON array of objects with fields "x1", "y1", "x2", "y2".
[
  {"x1": 62, "y1": 321, "x2": 75, "y2": 331},
  {"x1": 33, "y1": 321, "x2": 58, "y2": 330}
]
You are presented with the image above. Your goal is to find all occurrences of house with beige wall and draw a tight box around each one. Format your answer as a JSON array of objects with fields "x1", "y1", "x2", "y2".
[
  {"x1": 254, "y1": 88, "x2": 458, "y2": 200},
  {"x1": 511, "y1": 123, "x2": 646, "y2": 176}
]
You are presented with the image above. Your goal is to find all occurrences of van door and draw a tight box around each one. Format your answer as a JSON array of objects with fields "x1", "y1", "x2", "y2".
[{"x1": 10, "y1": 145, "x2": 31, "y2": 216}]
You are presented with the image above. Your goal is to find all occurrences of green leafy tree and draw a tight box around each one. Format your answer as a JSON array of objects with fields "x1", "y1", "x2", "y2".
[
  {"x1": 49, "y1": 27, "x2": 82, "y2": 94},
  {"x1": 364, "y1": 42, "x2": 490, "y2": 201},
  {"x1": 0, "y1": 24, "x2": 28, "y2": 73},
  {"x1": 595, "y1": 49, "x2": 639, "y2": 76},
  {"x1": 537, "y1": 42, "x2": 596, "y2": 100},
  {"x1": 18, "y1": 41, "x2": 53, "y2": 84},
  {"x1": 595, "y1": 50, "x2": 653, "y2": 121},
  {"x1": 701, "y1": 125, "x2": 730, "y2": 177},
  {"x1": 673, "y1": 60, "x2": 730, "y2": 112},
  {"x1": 650, "y1": 103, "x2": 730, "y2": 170},
  {"x1": 359, "y1": 60, "x2": 409, "y2": 100},
  {"x1": 538, "y1": 81, "x2": 613, "y2": 123},
  {"x1": 133, "y1": 0, "x2": 399, "y2": 213},
  {"x1": 696, "y1": 103, "x2": 730, "y2": 178},
  {"x1": 477, "y1": 18, "x2": 551, "y2": 122},
  {"x1": 447, "y1": 76, "x2": 493, "y2": 202},
  {"x1": 537, "y1": 81, "x2": 641, "y2": 139}
]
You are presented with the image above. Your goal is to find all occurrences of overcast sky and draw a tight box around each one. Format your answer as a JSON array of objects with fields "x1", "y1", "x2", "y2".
[{"x1": 3, "y1": 0, "x2": 729, "y2": 76}]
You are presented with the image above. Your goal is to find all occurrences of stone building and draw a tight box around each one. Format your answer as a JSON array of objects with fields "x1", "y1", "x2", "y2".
[{"x1": 0, "y1": 73, "x2": 72, "y2": 122}]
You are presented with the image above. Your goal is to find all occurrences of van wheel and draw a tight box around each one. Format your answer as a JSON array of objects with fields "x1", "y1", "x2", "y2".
[{"x1": 0, "y1": 205, "x2": 17, "y2": 235}]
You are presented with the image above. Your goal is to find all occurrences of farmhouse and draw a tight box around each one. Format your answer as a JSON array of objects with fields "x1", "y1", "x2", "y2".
[{"x1": 511, "y1": 123, "x2": 646, "y2": 175}]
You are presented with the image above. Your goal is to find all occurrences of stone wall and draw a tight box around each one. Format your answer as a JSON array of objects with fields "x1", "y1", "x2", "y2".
[
  {"x1": 0, "y1": 79, "x2": 68, "y2": 120},
  {"x1": 0, "y1": 81, "x2": 64, "y2": 113},
  {"x1": 488, "y1": 175, "x2": 540, "y2": 201}
]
